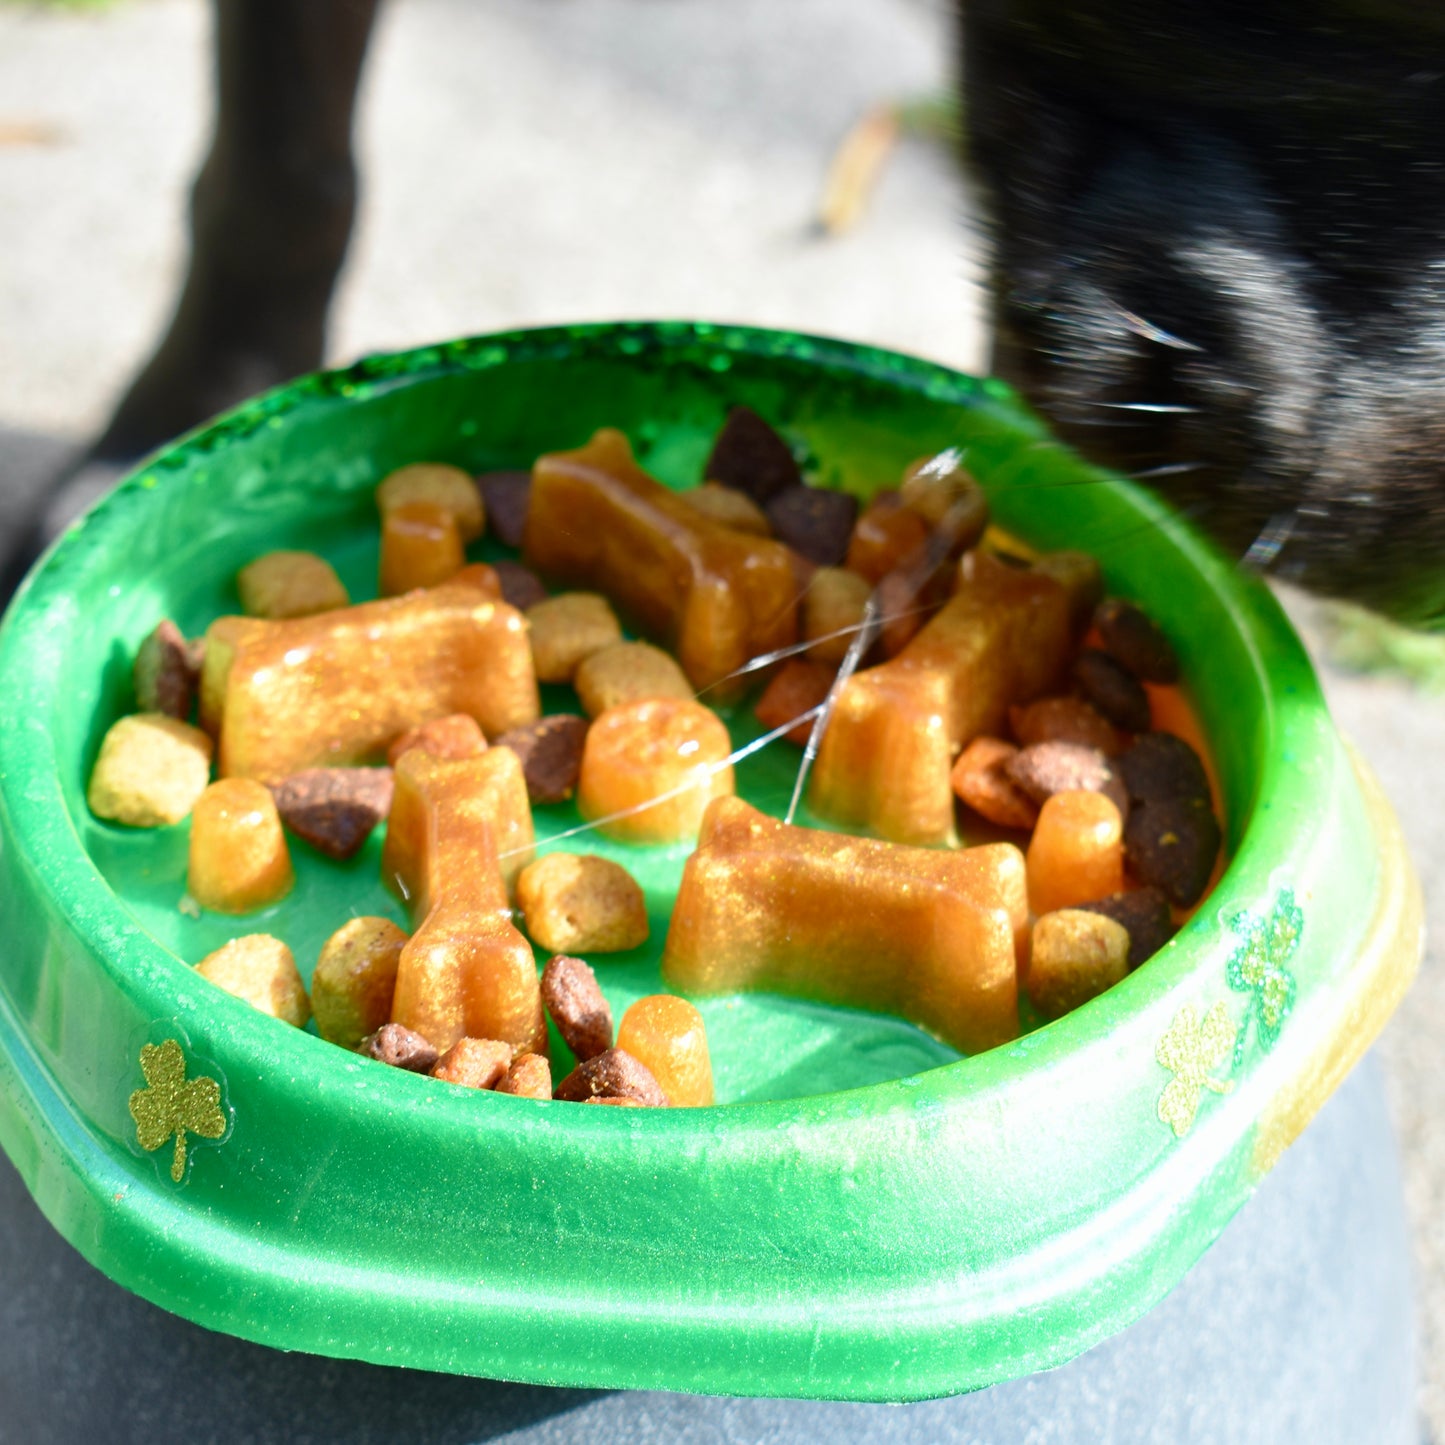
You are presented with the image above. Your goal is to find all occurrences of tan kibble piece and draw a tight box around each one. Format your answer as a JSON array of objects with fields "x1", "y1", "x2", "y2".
[
  {"x1": 430, "y1": 1037, "x2": 512, "y2": 1090},
  {"x1": 312, "y1": 916, "x2": 409, "y2": 1049},
  {"x1": 574, "y1": 642, "x2": 693, "y2": 720},
  {"x1": 616, "y1": 995, "x2": 714, "y2": 1107},
  {"x1": 1033, "y1": 550, "x2": 1104, "y2": 635},
  {"x1": 376, "y1": 462, "x2": 485, "y2": 542},
  {"x1": 387, "y1": 714, "x2": 488, "y2": 766},
  {"x1": 803, "y1": 567, "x2": 872, "y2": 666},
  {"x1": 1009, "y1": 696, "x2": 1124, "y2": 756},
  {"x1": 195, "y1": 934, "x2": 310, "y2": 1027},
  {"x1": 526, "y1": 593, "x2": 624, "y2": 684},
  {"x1": 518, "y1": 853, "x2": 650, "y2": 954},
  {"x1": 899, "y1": 453, "x2": 988, "y2": 529},
  {"x1": 188, "y1": 778, "x2": 295, "y2": 913},
  {"x1": 679, "y1": 482, "x2": 772, "y2": 536},
  {"x1": 497, "y1": 1052, "x2": 553, "y2": 1099},
  {"x1": 236, "y1": 551, "x2": 350, "y2": 620},
  {"x1": 88, "y1": 714, "x2": 214, "y2": 828},
  {"x1": 1027, "y1": 909, "x2": 1132, "y2": 1020}
]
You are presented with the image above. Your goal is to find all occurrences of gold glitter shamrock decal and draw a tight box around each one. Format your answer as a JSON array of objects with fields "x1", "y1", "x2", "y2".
[
  {"x1": 1226, "y1": 887, "x2": 1301, "y2": 1063},
  {"x1": 1156, "y1": 1002, "x2": 1238, "y2": 1138},
  {"x1": 128, "y1": 1039, "x2": 226, "y2": 1183}
]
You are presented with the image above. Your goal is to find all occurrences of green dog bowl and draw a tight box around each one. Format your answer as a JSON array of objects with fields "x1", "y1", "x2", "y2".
[{"x1": 0, "y1": 322, "x2": 1421, "y2": 1401}]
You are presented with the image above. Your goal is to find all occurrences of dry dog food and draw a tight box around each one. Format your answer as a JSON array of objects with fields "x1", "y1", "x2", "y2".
[
  {"x1": 360, "y1": 1022, "x2": 439, "y2": 1072},
  {"x1": 195, "y1": 934, "x2": 310, "y2": 1027},
  {"x1": 680, "y1": 481, "x2": 772, "y2": 536},
  {"x1": 702, "y1": 405, "x2": 801, "y2": 504},
  {"x1": 237, "y1": 550, "x2": 350, "y2": 619},
  {"x1": 497, "y1": 1051, "x2": 552, "y2": 1099},
  {"x1": 949, "y1": 737, "x2": 1039, "y2": 832},
  {"x1": 269, "y1": 767, "x2": 395, "y2": 860},
  {"x1": 802, "y1": 567, "x2": 871, "y2": 666},
  {"x1": 573, "y1": 641, "x2": 693, "y2": 719},
  {"x1": 1027, "y1": 909, "x2": 1132, "y2": 1020},
  {"x1": 540, "y1": 954, "x2": 614, "y2": 1062},
  {"x1": 311, "y1": 916, "x2": 408, "y2": 1048},
  {"x1": 554, "y1": 1048, "x2": 669, "y2": 1106},
  {"x1": 517, "y1": 853, "x2": 649, "y2": 954},
  {"x1": 492, "y1": 714, "x2": 589, "y2": 805},
  {"x1": 386, "y1": 713, "x2": 488, "y2": 766},
  {"x1": 88, "y1": 713, "x2": 213, "y2": 827},
  {"x1": 376, "y1": 462, "x2": 485, "y2": 541},
  {"x1": 526, "y1": 593, "x2": 624, "y2": 684},
  {"x1": 133, "y1": 620, "x2": 202, "y2": 720},
  {"x1": 754, "y1": 658, "x2": 834, "y2": 746},
  {"x1": 476, "y1": 470, "x2": 530, "y2": 549},
  {"x1": 430, "y1": 1037, "x2": 512, "y2": 1090}
]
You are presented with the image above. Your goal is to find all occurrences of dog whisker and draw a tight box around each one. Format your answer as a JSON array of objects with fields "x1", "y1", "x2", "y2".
[
  {"x1": 1129, "y1": 461, "x2": 1208, "y2": 479},
  {"x1": 1087, "y1": 401, "x2": 1202, "y2": 415},
  {"x1": 1240, "y1": 509, "x2": 1299, "y2": 574},
  {"x1": 1110, "y1": 303, "x2": 1205, "y2": 354}
]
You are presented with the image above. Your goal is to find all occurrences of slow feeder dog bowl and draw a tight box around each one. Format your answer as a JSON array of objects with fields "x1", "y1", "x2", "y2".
[{"x1": 0, "y1": 322, "x2": 1422, "y2": 1402}]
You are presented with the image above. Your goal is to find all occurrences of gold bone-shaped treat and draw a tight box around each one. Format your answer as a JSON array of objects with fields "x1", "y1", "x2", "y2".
[
  {"x1": 809, "y1": 551, "x2": 1072, "y2": 845},
  {"x1": 383, "y1": 748, "x2": 545, "y2": 1055},
  {"x1": 203, "y1": 583, "x2": 539, "y2": 781},
  {"x1": 523, "y1": 428, "x2": 799, "y2": 697},
  {"x1": 662, "y1": 797, "x2": 1025, "y2": 1056}
]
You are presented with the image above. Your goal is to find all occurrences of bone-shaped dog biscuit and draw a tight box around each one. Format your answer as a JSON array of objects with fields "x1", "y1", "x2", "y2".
[
  {"x1": 662, "y1": 798, "x2": 1025, "y2": 1056},
  {"x1": 383, "y1": 748, "x2": 545, "y2": 1055},
  {"x1": 809, "y1": 550, "x2": 1073, "y2": 845},
  {"x1": 523, "y1": 428, "x2": 799, "y2": 697},
  {"x1": 203, "y1": 582, "x2": 539, "y2": 781}
]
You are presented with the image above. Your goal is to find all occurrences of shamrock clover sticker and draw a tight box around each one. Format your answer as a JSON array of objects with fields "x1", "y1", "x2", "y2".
[
  {"x1": 1225, "y1": 887, "x2": 1302, "y2": 1063},
  {"x1": 1156, "y1": 1001, "x2": 1238, "y2": 1138},
  {"x1": 128, "y1": 1039, "x2": 227, "y2": 1183}
]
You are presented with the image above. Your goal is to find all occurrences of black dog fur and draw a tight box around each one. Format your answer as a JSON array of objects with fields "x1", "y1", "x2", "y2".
[{"x1": 74, "y1": 0, "x2": 1445, "y2": 626}]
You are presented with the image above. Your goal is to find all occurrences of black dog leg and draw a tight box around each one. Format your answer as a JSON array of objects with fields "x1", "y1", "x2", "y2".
[{"x1": 95, "y1": 0, "x2": 381, "y2": 462}]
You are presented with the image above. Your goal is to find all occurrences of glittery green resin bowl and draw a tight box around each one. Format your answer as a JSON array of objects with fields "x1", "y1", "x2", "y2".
[{"x1": 0, "y1": 323, "x2": 1421, "y2": 1401}]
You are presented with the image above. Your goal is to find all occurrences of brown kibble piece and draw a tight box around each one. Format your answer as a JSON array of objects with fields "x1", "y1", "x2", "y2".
[
  {"x1": 493, "y1": 714, "x2": 590, "y2": 805},
  {"x1": 703, "y1": 405, "x2": 801, "y2": 505},
  {"x1": 803, "y1": 567, "x2": 872, "y2": 665},
  {"x1": 574, "y1": 641, "x2": 694, "y2": 719},
  {"x1": 195, "y1": 934, "x2": 310, "y2": 1028},
  {"x1": 477, "y1": 470, "x2": 531, "y2": 549},
  {"x1": 1075, "y1": 648, "x2": 1152, "y2": 733},
  {"x1": 1027, "y1": 909, "x2": 1132, "y2": 1020},
  {"x1": 1096, "y1": 598, "x2": 1180, "y2": 683},
  {"x1": 188, "y1": 778, "x2": 295, "y2": 912},
  {"x1": 765, "y1": 485, "x2": 859, "y2": 568},
  {"x1": 1006, "y1": 741, "x2": 1129, "y2": 822},
  {"x1": 497, "y1": 1052, "x2": 552, "y2": 1099},
  {"x1": 312, "y1": 916, "x2": 409, "y2": 1048},
  {"x1": 430, "y1": 1037, "x2": 512, "y2": 1090},
  {"x1": 616, "y1": 995, "x2": 714, "y2": 1107},
  {"x1": 237, "y1": 551, "x2": 350, "y2": 619},
  {"x1": 377, "y1": 462, "x2": 485, "y2": 542},
  {"x1": 1026, "y1": 790, "x2": 1125, "y2": 916},
  {"x1": 1124, "y1": 797, "x2": 1221, "y2": 908},
  {"x1": 526, "y1": 593, "x2": 624, "y2": 684},
  {"x1": 754, "y1": 658, "x2": 835, "y2": 746},
  {"x1": 387, "y1": 714, "x2": 488, "y2": 766},
  {"x1": 577, "y1": 698, "x2": 735, "y2": 843},
  {"x1": 540, "y1": 954, "x2": 614, "y2": 1062},
  {"x1": 680, "y1": 482, "x2": 772, "y2": 536},
  {"x1": 950, "y1": 737, "x2": 1039, "y2": 831},
  {"x1": 492, "y1": 559, "x2": 549, "y2": 612},
  {"x1": 518, "y1": 853, "x2": 649, "y2": 954},
  {"x1": 585, "y1": 1095, "x2": 644, "y2": 1107},
  {"x1": 88, "y1": 713, "x2": 214, "y2": 828},
  {"x1": 360, "y1": 1022, "x2": 439, "y2": 1073},
  {"x1": 1078, "y1": 887, "x2": 1175, "y2": 968},
  {"x1": 134, "y1": 620, "x2": 202, "y2": 719},
  {"x1": 1009, "y1": 696, "x2": 1125, "y2": 756},
  {"x1": 379, "y1": 500, "x2": 466, "y2": 595},
  {"x1": 845, "y1": 491, "x2": 930, "y2": 585},
  {"x1": 269, "y1": 767, "x2": 395, "y2": 859},
  {"x1": 1118, "y1": 731, "x2": 1212, "y2": 805},
  {"x1": 555, "y1": 1048, "x2": 669, "y2": 1107}
]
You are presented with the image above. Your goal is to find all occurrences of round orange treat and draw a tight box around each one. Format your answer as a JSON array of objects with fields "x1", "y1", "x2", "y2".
[
  {"x1": 1026, "y1": 789, "x2": 1123, "y2": 916},
  {"x1": 616, "y1": 994, "x2": 714, "y2": 1107},
  {"x1": 188, "y1": 778, "x2": 295, "y2": 914},
  {"x1": 577, "y1": 698, "x2": 734, "y2": 844}
]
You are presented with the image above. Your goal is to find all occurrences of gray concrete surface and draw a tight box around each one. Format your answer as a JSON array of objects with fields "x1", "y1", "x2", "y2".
[{"x1": 1, "y1": 0, "x2": 1441, "y2": 1431}]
